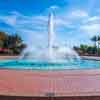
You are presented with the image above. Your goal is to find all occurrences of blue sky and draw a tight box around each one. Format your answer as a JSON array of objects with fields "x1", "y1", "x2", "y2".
[{"x1": 0, "y1": 0, "x2": 100, "y2": 47}]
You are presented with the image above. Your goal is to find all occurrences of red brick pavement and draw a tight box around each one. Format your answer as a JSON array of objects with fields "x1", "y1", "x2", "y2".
[{"x1": 0, "y1": 69, "x2": 100, "y2": 96}]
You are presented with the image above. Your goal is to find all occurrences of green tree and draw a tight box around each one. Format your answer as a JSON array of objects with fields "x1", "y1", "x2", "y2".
[
  {"x1": 80, "y1": 44, "x2": 88, "y2": 53},
  {"x1": 97, "y1": 36, "x2": 100, "y2": 48},
  {"x1": 3, "y1": 33, "x2": 26, "y2": 55},
  {"x1": 91, "y1": 36, "x2": 97, "y2": 47},
  {"x1": 0, "y1": 31, "x2": 8, "y2": 48},
  {"x1": 7, "y1": 34, "x2": 26, "y2": 54},
  {"x1": 87, "y1": 46, "x2": 97, "y2": 55},
  {"x1": 0, "y1": 31, "x2": 26, "y2": 55}
]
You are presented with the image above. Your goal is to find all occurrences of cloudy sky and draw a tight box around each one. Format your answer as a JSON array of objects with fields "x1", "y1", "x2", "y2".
[{"x1": 0, "y1": 0, "x2": 100, "y2": 47}]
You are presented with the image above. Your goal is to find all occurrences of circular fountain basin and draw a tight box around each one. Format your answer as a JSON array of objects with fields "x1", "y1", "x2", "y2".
[{"x1": 0, "y1": 58, "x2": 100, "y2": 70}]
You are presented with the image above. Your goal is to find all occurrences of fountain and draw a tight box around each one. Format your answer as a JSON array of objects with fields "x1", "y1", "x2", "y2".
[
  {"x1": 21, "y1": 11, "x2": 80, "y2": 63},
  {"x1": 1, "y1": 12, "x2": 100, "y2": 70}
]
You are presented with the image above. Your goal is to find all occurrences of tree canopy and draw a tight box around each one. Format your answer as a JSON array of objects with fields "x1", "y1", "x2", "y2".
[{"x1": 0, "y1": 31, "x2": 26, "y2": 55}]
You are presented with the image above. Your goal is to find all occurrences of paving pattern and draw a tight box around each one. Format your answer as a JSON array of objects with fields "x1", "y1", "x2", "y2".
[{"x1": 0, "y1": 69, "x2": 100, "y2": 97}]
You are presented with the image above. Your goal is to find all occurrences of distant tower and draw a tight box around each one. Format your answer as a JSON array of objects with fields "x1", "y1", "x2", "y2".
[{"x1": 48, "y1": 12, "x2": 54, "y2": 58}]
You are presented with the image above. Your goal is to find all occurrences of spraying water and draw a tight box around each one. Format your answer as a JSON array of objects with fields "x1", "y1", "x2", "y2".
[
  {"x1": 48, "y1": 12, "x2": 54, "y2": 59},
  {"x1": 21, "y1": 12, "x2": 80, "y2": 62}
]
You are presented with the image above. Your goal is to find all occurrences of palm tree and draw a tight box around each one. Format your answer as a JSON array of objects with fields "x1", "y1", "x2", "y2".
[
  {"x1": 91, "y1": 36, "x2": 97, "y2": 47},
  {"x1": 97, "y1": 36, "x2": 100, "y2": 48},
  {"x1": 91, "y1": 35, "x2": 100, "y2": 55}
]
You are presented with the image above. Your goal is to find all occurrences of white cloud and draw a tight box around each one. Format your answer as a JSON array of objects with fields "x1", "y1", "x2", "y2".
[
  {"x1": 80, "y1": 23, "x2": 100, "y2": 37},
  {"x1": 80, "y1": 14, "x2": 100, "y2": 37},
  {"x1": 83, "y1": 16, "x2": 100, "y2": 24},
  {"x1": 70, "y1": 10, "x2": 88, "y2": 18},
  {"x1": 1, "y1": 11, "x2": 72, "y2": 32},
  {"x1": 0, "y1": 11, "x2": 23, "y2": 26},
  {"x1": 32, "y1": 15, "x2": 48, "y2": 22},
  {"x1": 56, "y1": 9, "x2": 89, "y2": 30},
  {"x1": 55, "y1": 18, "x2": 69, "y2": 26},
  {"x1": 88, "y1": 16, "x2": 100, "y2": 21},
  {"x1": 0, "y1": 9, "x2": 88, "y2": 34},
  {"x1": 0, "y1": 15, "x2": 17, "y2": 26},
  {"x1": 0, "y1": 8, "x2": 98, "y2": 46}
]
